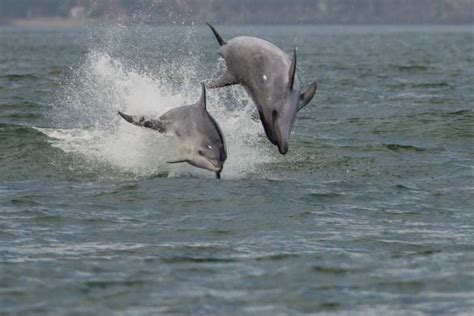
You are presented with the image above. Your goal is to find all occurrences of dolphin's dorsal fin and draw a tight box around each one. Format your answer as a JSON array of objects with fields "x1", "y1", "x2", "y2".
[
  {"x1": 298, "y1": 81, "x2": 318, "y2": 111},
  {"x1": 288, "y1": 48, "x2": 297, "y2": 91},
  {"x1": 207, "y1": 23, "x2": 226, "y2": 46},
  {"x1": 198, "y1": 82, "x2": 207, "y2": 110}
]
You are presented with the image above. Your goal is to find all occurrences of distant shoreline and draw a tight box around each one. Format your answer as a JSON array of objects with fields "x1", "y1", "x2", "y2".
[
  {"x1": 1, "y1": 17, "x2": 473, "y2": 28},
  {"x1": 3, "y1": 17, "x2": 91, "y2": 28}
]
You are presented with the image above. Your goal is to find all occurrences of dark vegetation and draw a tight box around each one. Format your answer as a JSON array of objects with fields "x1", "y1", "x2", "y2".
[{"x1": 0, "y1": 0, "x2": 472, "y2": 24}]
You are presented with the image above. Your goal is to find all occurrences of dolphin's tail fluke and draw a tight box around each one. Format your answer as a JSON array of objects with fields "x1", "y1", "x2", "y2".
[
  {"x1": 207, "y1": 23, "x2": 226, "y2": 46},
  {"x1": 118, "y1": 111, "x2": 165, "y2": 132}
]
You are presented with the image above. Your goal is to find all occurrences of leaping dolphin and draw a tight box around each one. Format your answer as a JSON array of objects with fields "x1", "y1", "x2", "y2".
[
  {"x1": 207, "y1": 23, "x2": 318, "y2": 155},
  {"x1": 118, "y1": 83, "x2": 227, "y2": 179}
]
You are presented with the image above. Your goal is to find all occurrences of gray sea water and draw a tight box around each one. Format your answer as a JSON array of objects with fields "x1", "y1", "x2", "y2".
[{"x1": 0, "y1": 25, "x2": 473, "y2": 315}]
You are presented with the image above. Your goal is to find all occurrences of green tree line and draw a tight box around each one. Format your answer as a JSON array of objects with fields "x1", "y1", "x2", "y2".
[{"x1": 0, "y1": 0, "x2": 472, "y2": 24}]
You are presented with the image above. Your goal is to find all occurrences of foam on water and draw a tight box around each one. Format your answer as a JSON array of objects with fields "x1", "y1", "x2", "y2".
[{"x1": 40, "y1": 27, "x2": 273, "y2": 179}]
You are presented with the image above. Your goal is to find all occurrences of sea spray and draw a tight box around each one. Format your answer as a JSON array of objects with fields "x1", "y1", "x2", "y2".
[{"x1": 41, "y1": 26, "x2": 273, "y2": 179}]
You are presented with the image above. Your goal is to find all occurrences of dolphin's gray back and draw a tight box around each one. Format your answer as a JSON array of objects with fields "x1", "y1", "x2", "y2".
[
  {"x1": 160, "y1": 104, "x2": 226, "y2": 160},
  {"x1": 159, "y1": 105, "x2": 196, "y2": 136},
  {"x1": 220, "y1": 36, "x2": 300, "y2": 108}
]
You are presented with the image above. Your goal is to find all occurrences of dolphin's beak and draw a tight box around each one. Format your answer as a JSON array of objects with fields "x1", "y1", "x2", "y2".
[
  {"x1": 277, "y1": 139, "x2": 289, "y2": 155},
  {"x1": 209, "y1": 159, "x2": 224, "y2": 174},
  {"x1": 271, "y1": 106, "x2": 295, "y2": 155},
  {"x1": 275, "y1": 119, "x2": 291, "y2": 155},
  {"x1": 214, "y1": 164, "x2": 223, "y2": 179}
]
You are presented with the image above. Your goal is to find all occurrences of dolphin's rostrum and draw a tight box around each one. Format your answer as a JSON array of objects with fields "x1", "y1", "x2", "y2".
[
  {"x1": 118, "y1": 83, "x2": 227, "y2": 178},
  {"x1": 207, "y1": 23, "x2": 318, "y2": 155}
]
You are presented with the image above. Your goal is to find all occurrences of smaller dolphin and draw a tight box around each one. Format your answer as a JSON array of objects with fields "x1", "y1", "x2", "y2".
[
  {"x1": 207, "y1": 23, "x2": 318, "y2": 155},
  {"x1": 118, "y1": 83, "x2": 227, "y2": 179}
]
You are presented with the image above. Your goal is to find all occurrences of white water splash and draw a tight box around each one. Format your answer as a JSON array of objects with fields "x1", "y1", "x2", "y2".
[{"x1": 42, "y1": 33, "x2": 273, "y2": 179}]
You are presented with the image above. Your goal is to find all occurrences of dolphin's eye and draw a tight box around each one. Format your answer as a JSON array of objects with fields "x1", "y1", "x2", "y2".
[{"x1": 198, "y1": 150, "x2": 204, "y2": 156}]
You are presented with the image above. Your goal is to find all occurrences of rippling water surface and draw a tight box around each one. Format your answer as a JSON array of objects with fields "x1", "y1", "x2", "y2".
[{"x1": 1, "y1": 25, "x2": 473, "y2": 315}]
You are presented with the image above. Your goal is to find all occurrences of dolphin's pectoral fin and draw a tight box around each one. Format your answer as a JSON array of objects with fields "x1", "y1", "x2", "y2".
[
  {"x1": 166, "y1": 159, "x2": 189, "y2": 164},
  {"x1": 208, "y1": 71, "x2": 239, "y2": 89},
  {"x1": 298, "y1": 81, "x2": 318, "y2": 111},
  {"x1": 118, "y1": 111, "x2": 165, "y2": 132}
]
